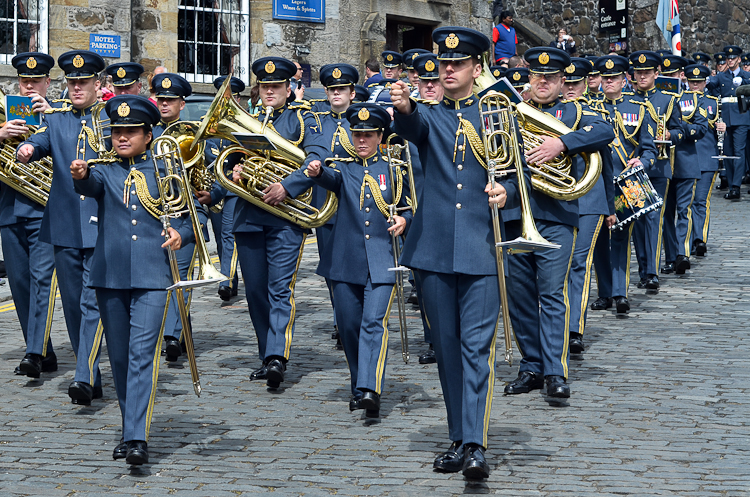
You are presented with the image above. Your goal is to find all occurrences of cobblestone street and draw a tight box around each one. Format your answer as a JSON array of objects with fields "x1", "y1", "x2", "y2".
[{"x1": 0, "y1": 195, "x2": 749, "y2": 496}]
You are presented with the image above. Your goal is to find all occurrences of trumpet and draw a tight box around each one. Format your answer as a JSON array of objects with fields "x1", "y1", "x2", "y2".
[
  {"x1": 149, "y1": 134, "x2": 228, "y2": 397},
  {"x1": 384, "y1": 135, "x2": 416, "y2": 364},
  {"x1": 654, "y1": 106, "x2": 672, "y2": 160}
]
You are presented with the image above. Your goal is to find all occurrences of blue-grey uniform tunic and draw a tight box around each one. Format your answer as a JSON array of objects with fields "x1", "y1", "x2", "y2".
[
  {"x1": 707, "y1": 69, "x2": 750, "y2": 188},
  {"x1": 690, "y1": 93, "x2": 721, "y2": 249}
]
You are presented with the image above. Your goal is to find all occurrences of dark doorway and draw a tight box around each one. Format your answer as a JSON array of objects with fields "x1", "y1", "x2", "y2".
[{"x1": 385, "y1": 16, "x2": 435, "y2": 52}]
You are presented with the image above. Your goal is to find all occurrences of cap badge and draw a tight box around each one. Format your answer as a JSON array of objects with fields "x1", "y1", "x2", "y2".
[
  {"x1": 663, "y1": 58, "x2": 671, "y2": 67},
  {"x1": 26, "y1": 57, "x2": 37, "y2": 69},
  {"x1": 693, "y1": 67, "x2": 701, "y2": 76},
  {"x1": 513, "y1": 72, "x2": 521, "y2": 81},
  {"x1": 425, "y1": 59, "x2": 435, "y2": 72},
  {"x1": 539, "y1": 52, "x2": 550, "y2": 65},
  {"x1": 265, "y1": 61, "x2": 276, "y2": 74},
  {"x1": 72, "y1": 54, "x2": 84, "y2": 69},
  {"x1": 565, "y1": 64, "x2": 575, "y2": 74},
  {"x1": 332, "y1": 67, "x2": 342, "y2": 79},
  {"x1": 638, "y1": 54, "x2": 647, "y2": 64},
  {"x1": 162, "y1": 77, "x2": 172, "y2": 89},
  {"x1": 387, "y1": 54, "x2": 393, "y2": 62},
  {"x1": 117, "y1": 67, "x2": 126, "y2": 79},
  {"x1": 605, "y1": 59, "x2": 615, "y2": 70},
  {"x1": 493, "y1": 69, "x2": 500, "y2": 76},
  {"x1": 358, "y1": 107, "x2": 370, "y2": 121},
  {"x1": 445, "y1": 33, "x2": 459, "y2": 49},
  {"x1": 412, "y1": 53, "x2": 418, "y2": 60},
  {"x1": 117, "y1": 102, "x2": 131, "y2": 117}
]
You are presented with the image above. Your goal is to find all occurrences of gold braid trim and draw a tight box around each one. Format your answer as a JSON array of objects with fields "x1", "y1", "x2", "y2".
[
  {"x1": 79, "y1": 123, "x2": 99, "y2": 155},
  {"x1": 124, "y1": 169, "x2": 168, "y2": 220},
  {"x1": 615, "y1": 104, "x2": 645, "y2": 146},
  {"x1": 571, "y1": 100, "x2": 583, "y2": 130},
  {"x1": 457, "y1": 117, "x2": 487, "y2": 170},
  {"x1": 334, "y1": 123, "x2": 357, "y2": 158},
  {"x1": 290, "y1": 109, "x2": 306, "y2": 147},
  {"x1": 359, "y1": 170, "x2": 403, "y2": 218}
]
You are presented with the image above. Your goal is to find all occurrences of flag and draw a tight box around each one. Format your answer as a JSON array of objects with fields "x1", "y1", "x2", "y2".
[{"x1": 656, "y1": 0, "x2": 681, "y2": 55}]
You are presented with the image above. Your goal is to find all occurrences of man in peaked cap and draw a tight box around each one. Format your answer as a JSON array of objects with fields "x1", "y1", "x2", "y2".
[
  {"x1": 660, "y1": 54, "x2": 690, "y2": 91},
  {"x1": 403, "y1": 48, "x2": 431, "y2": 87},
  {"x1": 151, "y1": 73, "x2": 192, "y2": 136},
  {"x1": 3, "y1": 52, "x2": 58, "y2": 378},
  {"x1": 106, "y1": 62, "x2": 145, "y2": 96},
  {"x1": 693, "y1": 52, "x2": 711, "y2": 67},
  {"x1": 503, "y1": 46, "x2": 613, "y2": 398},
  {"x1": 707, "y1": 45, "x2": 750, "y2": 199},
  {"x1": 561, "y1": 57, "x2": 591, "y2": 100},
  {"x1": 584, "y1": 56, "x2": 604, "y2": 100},
  {"x1": 714, "y1": 52, "x2": 728, "y2": 74},
  {"x1": 506, "y1": 67, "x2": 530, "y2": 95},
  {"x1": 489, "y1": 64, "x2": 507, "y2": 80},
  {"x1": 381, "y1": 51, "x2": 403, "y2": 80},
  {"x1": 390, "y1": 25, "x2": 521, "y2": 480},
  {"x1": 628, "y1": 50, "x2": 684, "y2": 292},
  {"x1": 17, "y1": 49, "x2": 108, "y2": 405}
]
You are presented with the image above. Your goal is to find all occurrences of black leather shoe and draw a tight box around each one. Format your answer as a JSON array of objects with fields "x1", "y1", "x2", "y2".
[
  {"x1": 68, "y1": 381, "x2": 94, "y2": 405},
  {"x1": 14, "y1": 366, "x2": 22, "y2": 375},
  {"x1": 636, "y1": 277, "x2": 648, "y2": 289},
  {"x1": 645, "y1": 274, "x2": 659, "y2": 290},
  {"x1": 349, "y1": 396, "x2": 363, "y2": 411},
  {"x1": 504, "y1": 371, "x2": 544, "y2": 394},
  {"x1": 93, "y1": 385, "x2": 103, "y2": 399},
  {"x1": 545, "y1": 375, "x2": 570, "y2": 398},
  {"x1": 569, "y1": 333, "x2": 584, "y2": 354},
  {"x1": 433, "y1": 441, "x2": 464, "y2": 473},
  {"x1": 694, "y1": 240, "x2": 707, "y2": 256},
  {"x1": 406, "y1": 288, "x2": 419, "y2": 305},
  {"x1": 113, "y1": 439, "x2": 127, "y2": 460},
  {"x1": 462, "y1": 444, "x2": 490, "y2": 480},
  {"x1": 125, "y1": 441, "x2": 148, "y2": 465},
  {"x1": 249, "y1": 363, "x2": 268, "y2": 381},
  {"x1": 718, "y1": 176, "x2": 728, "y2": 190},
  {"x1": 418, "y1": 345, "x2": 436, "y2": 364},
  {"x1": 164, "y1": 337, "x2": 181, "y2": 362},
  {"x1": 675, "y1": 255, "x2": 690, "y2": 274},
  {"x1": 19, "y1": 353, "x2": 42, "y2": 378},
  {"x1": 41, "y1": 353, "x2": 58, "y2": 373},
  {"x1": 334, "y1": 337, "x2": 343, "y2": 350},
  {"x1": 331, "y1": 325, "x2": 339, "y2": 340},
  {"x1": 218, "y1": 286, "x2": 232, "y2": 301},
  {"x1": 266, "y1": 359, "x2": 285, "y2": 388},
  {"x1": 590, "y1": 297, "x2": 612, "y2": 310},
  {"x1": 360, "y1": 391, "x2": 380, "y2": 418},
  {"x1": 614, "y1": 296, "x2": 630, "y2": 314},
  {"x1": 724, "y1": 186, "x2": 740, "y2": 200},
  {"x1": 661, "y1": 262, "x2": 674, "y2": 274}
]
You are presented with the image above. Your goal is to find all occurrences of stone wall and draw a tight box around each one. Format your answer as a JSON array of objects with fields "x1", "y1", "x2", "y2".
[{"x1": 511, "y1": 0, "x2": 750, "y2": 56}]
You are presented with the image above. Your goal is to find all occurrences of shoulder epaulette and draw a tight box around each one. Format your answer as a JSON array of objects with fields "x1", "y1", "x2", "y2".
[
  {"x1": 44, "y1": 105, "x2": 72, "y2": 114},
  {"x1": 314, "y1": 110, "x2": 331, "y2": 117},
  {"x1": 415, "y1": 98, "x2": 440, "y2": 105},
  {"x1": 664, "y1": 90, "x2": 682, "y2": 98},
  {"x1": 289, "y1": 100, "x2": 312, "y2": 111},
  {"x1": 51, "y1": 98, "x2": 72, "y2": 104},
  {"x1": 622, "y1": 91, "x2": 635, "y2": 96},
  {"x1": 705, "y1": 94, "x2": 719, "y2": 102},
  {"x1": 324, "y1": 157, "x2": 355, "y2": 164}
]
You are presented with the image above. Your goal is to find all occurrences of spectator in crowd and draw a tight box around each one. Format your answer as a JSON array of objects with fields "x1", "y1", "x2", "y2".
[
  {"x1": 550, "y1": 27, "x2": 577, "y2": 55},
  {"x1": 363, "y1": 58, "x2": 383, "y2": 87},
  {"x1": 492, "y1": 11, "x2": 517, "y2": 62}
]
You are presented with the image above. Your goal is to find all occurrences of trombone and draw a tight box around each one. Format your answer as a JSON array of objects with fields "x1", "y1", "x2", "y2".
[
  {"x1": 151, "y1": 134, "x2": 228, "y2": 396},
  {"x1": 385, "y1": 135, "x2": 415, "y2": 364}
]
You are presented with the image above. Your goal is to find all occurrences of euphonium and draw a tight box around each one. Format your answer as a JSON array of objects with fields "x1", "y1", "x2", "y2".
[
  {"x1": 192, "y1": 76, "x2": 337, "y2": 229},
  {"x1": 0, "y1": 89, "x2": 53, "y2": 205}
]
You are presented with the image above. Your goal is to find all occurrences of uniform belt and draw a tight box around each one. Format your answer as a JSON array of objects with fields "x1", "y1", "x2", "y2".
[{"x1": 722, "y1": 97, "x2": 738, "y2": 104}]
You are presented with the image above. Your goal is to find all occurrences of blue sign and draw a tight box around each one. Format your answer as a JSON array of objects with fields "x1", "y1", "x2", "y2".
[
  {"x1": 89, "y1": 34, "x2": 121, "y2": 58},
  {"x1": 273, "y1": 0, "x2": 324, "y2": 23}
]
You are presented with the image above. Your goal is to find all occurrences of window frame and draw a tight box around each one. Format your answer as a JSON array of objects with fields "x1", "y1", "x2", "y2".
[{"x1": 0, "y1": 0, "x2": 48, "y2": 65}]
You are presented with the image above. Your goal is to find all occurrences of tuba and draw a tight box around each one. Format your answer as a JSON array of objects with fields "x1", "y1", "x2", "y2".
[
  {"x1": 0, "y1": 89, "x2": 53, "y2": 205},
  {"x1": 192, "y1": 76, "x2": 337, "y2": 229}
]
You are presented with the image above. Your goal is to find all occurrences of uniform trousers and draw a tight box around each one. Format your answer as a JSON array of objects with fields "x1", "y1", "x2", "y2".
[
  {"x1": 632, "y1": 176, "x2": 669, "y2": 279},
  {"x1": 417, "y1": 269, "x2": 499, "y2": 448},
  {"x1": 662, "y1": 178, "x2": 697, "y2": 263},
  {"x1": 162, "y1": 241, "x2": 196, "y2": 342},
  {"x1": 1, "y1": 219, "x2": 56, "y2": 356},
  {"x1": 332, "y1": 278, "x2": 394, "y2": 398},
  {"x1": 208, "y1": 196, "x2": 239, "y2": 292},
  {"x1": 412, "y1": 270, "x2": 432, "y2": 345},
  {"x1": 724, "y1": 125, "x2": 749, "y2": 188},
  {"x1": 567, "y1": 215, "x2": 604, "y2": 336},
  {"x1": 592, "y1": 220, "x2": 612, "y2": 299},
  {"x1": 96, "y1": 288, "x2": 167, "y2": 442},
  {"x1": 53, "y1": 246, "x2": 102, "y2": 388},
  {"x1": 610, "y1": 222, "x2": 635, "y2": 298},
  {"x1": 315, "y1": 223, "x2": 336, "y2": 328},
  {"x1": 505, "y1": 220, "x2": 576, "y2": 379},
  {"x1": 235, "y1": 227, "x2": 306, "y2": 362},
  {"x1": 691, "y1": 171, "x2": 720, "y2": 248}
]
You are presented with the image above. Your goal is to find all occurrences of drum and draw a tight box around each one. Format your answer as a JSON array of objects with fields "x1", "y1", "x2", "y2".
[{"x1": 611, "y1": 164, "x2": 663, "y2": 230}]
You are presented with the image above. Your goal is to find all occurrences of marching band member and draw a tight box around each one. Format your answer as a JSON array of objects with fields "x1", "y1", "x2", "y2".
[
  {"x1": 629, "y1": 50, "x2": 684, "y2": 292},
  {"x1": 693, "y1": 52, "x2": 711, "y2": 68},
  {"x1": 585, "y1": 56, "x2": 604, "y2": 101},
  {"x1": 595, "y1": 55, "x2": 658, "y2": 314},
  {"x1": 70, "y1": 94, "x2": 192, "y2": 466},
  {"x1": 3, "y1": 52, "x2": 58, "y2": 377},
  {"x1": 403, "y1": 49, "x2": 431, "y2": 88},
  {"x1": 685, "y1": 64, "x2": 721, "y2": 257},
  {"x1": 206, "y1": 76, "x2": 244, "y2": 301},
  {"x1": 661, "y1": 55, "x2": 707, "y2": 275},
  {"x1": 391, "y1": 26, "x2": 521, "y2": 480},
  {"x1": 561, "y1": 57, "x2": 615, "y2": 353},
  {"x1": 106, "y1": 62, "x2": 144, "y2": 96},
  {"x1": 503, "y1": 47, "x2": 613, "y2": 399},
  {"x1": 306, "y1": 103, "x2": 411, "y2": 418},
  {"x1": 17, "y1": 50, "x2": 108, "y2": 405},
  {"x1": 707, "y1": 46, "x2": 750, "y2": 200},
  {"x1": 233, "y1": 56, "x2": 328, "y2": 389},
  {"x1": 380, "y1": 51, "x2": 403, "y2": 81}
]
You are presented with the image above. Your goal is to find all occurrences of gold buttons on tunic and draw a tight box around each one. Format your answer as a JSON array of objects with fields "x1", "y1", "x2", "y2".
[
  {"x1": 80, "y1": 195, "x2": 85, "y2": 200},
  {"x1": 132, "y1": 235, "x2": 138, "y2": 241},
  {"x1": 457, "y1": 184, "x2": 463, "y2": 190},
  {"x1": 365, "y1": 234, "x2": 370, "y2": 239},
  {"x1": 456, "y1": 203, "x2": 462, "y2": 209},
  {"x1": 131, "y1": 219, "x2": 137, "y2": 226}
]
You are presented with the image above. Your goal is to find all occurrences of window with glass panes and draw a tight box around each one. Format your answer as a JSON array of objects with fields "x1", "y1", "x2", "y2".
[{"x1": 0, "y1": 0, "x2": 47, "y2": 64}]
